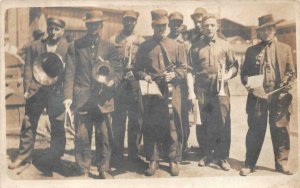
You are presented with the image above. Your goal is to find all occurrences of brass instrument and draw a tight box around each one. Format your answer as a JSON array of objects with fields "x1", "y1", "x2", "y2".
[
  {"x1": 92, "y1": 55, "x2": 115, "y2": 85},
  {"x1": 217, "y1": 60, "x2": 227, "y2": 96},
  {"x1": 125, "y1": 43, "x2": 134, "y2": 80},
  {"x1": 32, "y1": 52, "x2": 64, "y2": 86}
]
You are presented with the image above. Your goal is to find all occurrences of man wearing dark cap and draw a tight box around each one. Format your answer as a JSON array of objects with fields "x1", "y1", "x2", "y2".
[
  {"x1": 134, "y1": 9, "x2": 187, "y2": 176},
  {"x1": 189, "y1": 14, "x2": 238, "y2": 171},
  {"x1": 64, "y1": 10, "x2": 117, "y2": 179},
  {"x1": 109, "y1": 10, "x2": 145, "y2": 166},
  {"x1": 186, "y1": 7, "x2": 207, "y2": 44},
  {"x1": 240, "y1": 14, "x2": 296, "y2": 176},
  {"x1": 167, "y1": 11, "x2": 193, "y2": 157},
  {"x1": 9, "y1": 17, "x2": 68, "y2": 177}
]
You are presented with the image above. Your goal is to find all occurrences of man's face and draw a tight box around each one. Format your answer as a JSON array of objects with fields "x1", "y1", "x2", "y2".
[
  {"x1": 192, "y1": 14, "x2": 203, "y2": 32},
  {"x1": 123, "y1": 17, "x2": 137, "y2": 33},
  {"x1": 202, "y1": 17, "x2": 218, "y2": 38},
  {"x1": 86, "y1": 21, "x2": 103, "y2": 35},
  {"x1": 169, "y1": 20, "x2": 183, "y2": 36},
  {"x1": 47, "y1": 24, "x2": 64, "y2": 40},
  {"x1": 152, "y1": 24, "x2": 167, "y2": 38},
  {"x1": 257, "y1": 25, "x2": 276, "y2": 42}
]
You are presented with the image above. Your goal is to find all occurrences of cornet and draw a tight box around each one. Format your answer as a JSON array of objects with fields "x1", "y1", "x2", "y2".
[{"x1": 217, "y1": 60, "x2": 227, "y2": 96}]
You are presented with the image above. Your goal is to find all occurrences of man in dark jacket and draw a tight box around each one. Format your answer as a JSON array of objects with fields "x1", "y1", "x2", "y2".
[
  {"x1": 134, "y1": 9, "x2": 187, "y2": 176},
  {"x1": 240, "y1": 14, "x2": 296, "y2": 176},
  {"x1": 63, "y1": 11, "x2": 117, "y2": 179},
  {"x1": 8, "y1": 18, "x2": 67, "y2": 177}
]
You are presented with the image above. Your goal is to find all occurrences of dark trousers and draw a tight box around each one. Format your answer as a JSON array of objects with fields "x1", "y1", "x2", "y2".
[
  {"x1": 112, "y1": 86, "x2": 143, "y2": 160},
  {"x1": 74, "y1": 108, "x2": 113, "y2": 173},
  {"x1": 245, "y1": 93, "x2": 291, "y2": 169},
  {"x1": 18, "y1": 89, "x2": 66, "y2": 169},
  {"x1": 181, "y1": 82, "x2": 190, "y2": 152},
  {"x1": 143, "y1": 95, "x2": 182, "y2": 163},
  {"x1": 197, "y1": 93, "x2": 231, "y2": 160}
]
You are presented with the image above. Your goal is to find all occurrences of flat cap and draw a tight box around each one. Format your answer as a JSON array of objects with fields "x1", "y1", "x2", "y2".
[
  {"x1": 202, "y1": 13, "x2": 218, "y2": 22},
  {"x1": 151, "y1": 9, "x2": 168, "y2": 25},
  {"x1": 123, "y1": 10, "x2": 139, "y2": 20},
  {"x1": 47, "y1": 17, "x2": 65, "y2": 28},
  {"x1": 191, "y1": 7, "x2": 207, "y2": 20},
  {"x1": 169, "y1": 11, "x2": 183, "y2": 21}
]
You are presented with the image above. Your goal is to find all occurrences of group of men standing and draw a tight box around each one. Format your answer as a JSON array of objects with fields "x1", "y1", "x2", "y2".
[{"x1": 8, "y1": 6, "x2": 295, "y2": 179}]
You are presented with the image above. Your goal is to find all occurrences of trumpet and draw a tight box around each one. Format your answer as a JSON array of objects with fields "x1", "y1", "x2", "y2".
[{"x1": 217, "y1": 61, "x2": 227, "y2": 96}]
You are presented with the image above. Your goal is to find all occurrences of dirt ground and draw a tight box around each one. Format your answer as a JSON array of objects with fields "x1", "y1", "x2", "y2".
[{"x1": 5, "y1": 94, "x2": 299, "y2": 181}]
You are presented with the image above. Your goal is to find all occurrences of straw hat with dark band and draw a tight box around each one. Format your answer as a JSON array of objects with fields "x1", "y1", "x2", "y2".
[
  {"x1": 151, "y1": 9, "x2": 168, "y2": 25},
  {"x1": 83, "y1": 10, "x2": 105, "y2": 23}
]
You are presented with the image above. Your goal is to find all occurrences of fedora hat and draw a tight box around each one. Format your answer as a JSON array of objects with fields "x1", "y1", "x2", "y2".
[
  {"x1": 191, "y1": 7, "x2": 207, "y2": 20},
  {"x1": 84, "y1": 10, "x2": 105, "y2": 23},
  {"x1": 33, "y1": 52, "x2": 64, "y2": 86},
  {"x1": 151, "y1": 9, "x2": 168, "y2": 25},
  {"x1": 257, "y1": 14, "x2": 282, "y2": 30}
]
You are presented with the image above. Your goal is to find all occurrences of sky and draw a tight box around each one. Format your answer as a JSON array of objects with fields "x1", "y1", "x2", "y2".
[{"x1": 98, "y1": 1, "x2": 296, "y2": 36}]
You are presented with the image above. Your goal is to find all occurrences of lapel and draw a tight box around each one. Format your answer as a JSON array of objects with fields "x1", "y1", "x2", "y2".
[{"x1": 274, "y1": 41, "x2": 284, "y2": 79}]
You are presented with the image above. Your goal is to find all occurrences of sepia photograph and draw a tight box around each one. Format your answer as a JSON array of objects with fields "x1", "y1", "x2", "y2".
[{"x1": 1, "y1": 0, "x2": 299, "y2": 187}]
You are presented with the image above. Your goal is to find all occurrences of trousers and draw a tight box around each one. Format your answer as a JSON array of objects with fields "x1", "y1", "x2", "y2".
[
  {"x1": 18, "y1": 88, "x2": 66, "y2": 169},
  {"x1": 245, "y1": 92, "x2": 292, "y2": 169}
]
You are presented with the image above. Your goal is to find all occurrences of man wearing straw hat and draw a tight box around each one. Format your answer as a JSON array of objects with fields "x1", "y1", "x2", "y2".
[
  {"x1": 8, "y1": 17, "x2": 67, "y2": 177},
  {"x1": 109, "y1": 10, "x2": 145, "y2": 166},
  {"x1": 63, "y1": 10, "x2": 117, "y2": 179},
  {"x1": 134, "y1": 9, "x2": 187, "y2": 176},
  {"x1": 240, "y1": 14, "x2": 296, "y2": 176}
]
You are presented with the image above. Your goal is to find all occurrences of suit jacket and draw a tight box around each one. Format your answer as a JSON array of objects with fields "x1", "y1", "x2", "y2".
[
  {"x1": 241, "y1": 40, "x2": 295, "y2": 114},
  {"x1": 23, "y1": 39, "x2": 68, "y2": 117},
  {"x1": 64, "y1": 34, "x2": 117, "y2": 113}
]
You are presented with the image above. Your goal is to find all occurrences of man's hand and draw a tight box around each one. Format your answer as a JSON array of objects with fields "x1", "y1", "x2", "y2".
[
  {"x1": 245, "y1": 83, "x2": 254, "y2": 93},
  {"x1": 106, "y1": 80, "x2": 114, "y2": 87},
  {"x1": 144, "y1": 75, "x2": 152, "y2": 83},
  {"x1": 164, "y1": 71, "x2": 176, "y2": 82},
  {"x1": 188, "y1": 91, "x2": 196, "y2": 100},
  {"x1": 24, "y1": 92, "x2": 29, "y2": 100},
  {"x1": 63, "y1": 99, "x2": 72, "y2": 109}
]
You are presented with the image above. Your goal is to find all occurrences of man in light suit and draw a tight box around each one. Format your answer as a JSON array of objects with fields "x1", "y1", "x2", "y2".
[
  {"x1": 63, "y1": 11, "x2": 117, "y2": 179},
  {"x1": 240, "y1": 14, "x2": 296, "y2": 176},
  {"x1": 8, "y1": 18, "x2": 67, "y2": 177}
]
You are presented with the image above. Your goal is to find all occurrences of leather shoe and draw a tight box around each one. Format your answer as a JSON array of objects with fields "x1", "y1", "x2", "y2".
[
  {"x1": 276, "y1": 165, "x2": 293, "y2": 175},
  {"x1": 218, "y1": 159, "x2": 230, "y2": 171},
  {"x1": 8, "y1": 158, "x2": 24, "y2": 169},
  {"x1": 198, "y1": 156, "x2": 210, "y2": 167},
  {"x1": 169, "y1": 162, "x2": 180, "y2": 176},
  {"x1": 99, "y1": 171, "x2": 114, "y2": 179},
  {"x1": 145, "y1": 161, "x2": 159, "y2": 176},
  {"x1": 240, "y1": 167, "x2": 254, "y2": 176}
]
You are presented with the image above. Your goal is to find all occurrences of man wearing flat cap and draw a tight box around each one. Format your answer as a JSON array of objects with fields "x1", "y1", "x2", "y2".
[
  {"x1": 64, "y1": 10, "x2": 117, "y2": 179},
  {"x1": 185, "y1": 7, "x2": 207, "y2": 45},
  {"x1": 189, "y1": 13, "x2": 238, "y2": 171},
  {"x1": 109, "y1": 10, "x2": 145, "y2": 166},
  {"x1": 167, "y1": 11, "x2": 193, "y2": 158},
  {"x1": 134, "y1": 9, "x2": 187, "y2": 176},
  {"x1": 9, "y1": 17, "x2": 68, "y2": 177},
  {"x1": 240, "y1": 14, "x2": 296, "y2": 176}
]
